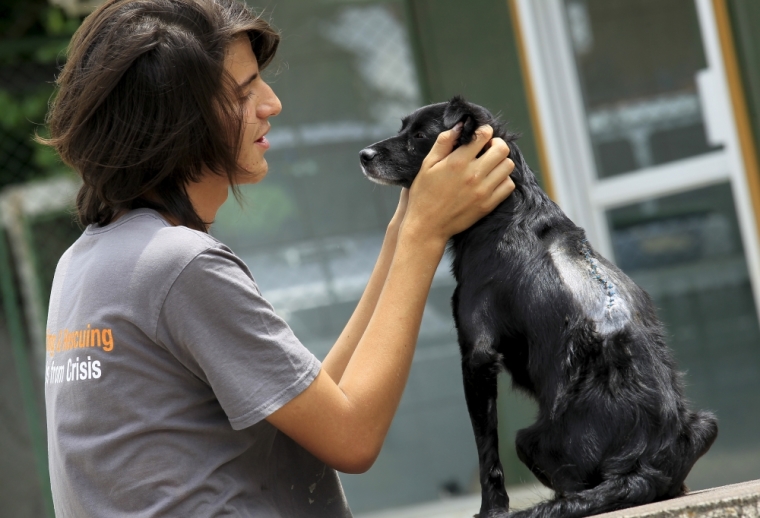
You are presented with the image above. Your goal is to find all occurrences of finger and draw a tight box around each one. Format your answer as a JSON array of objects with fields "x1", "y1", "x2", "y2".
[
  {"x1": 453, "y1": 124, "x2": 494, "y2": 160},
  {"x1": 477, "y1": 138, "x2": 512, "y2": 173},
  {"x1": 423, "y1": 122, "x2": 464, "y2": 166},
  {"x1": 486, "y1": 173, "x2": 516, "y2": 209},
  {"x1": 481, "y1": 156, "x2": 515, "y2": 192}
]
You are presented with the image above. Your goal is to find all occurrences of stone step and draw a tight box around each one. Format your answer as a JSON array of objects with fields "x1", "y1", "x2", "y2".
[{"x1": 594, "y1": 479, "x2": 760, "y2": 518}]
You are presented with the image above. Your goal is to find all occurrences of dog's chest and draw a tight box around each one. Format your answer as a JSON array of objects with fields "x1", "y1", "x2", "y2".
[{"x1": 449, "y1": 234, "x2": 508, "y2": 288}]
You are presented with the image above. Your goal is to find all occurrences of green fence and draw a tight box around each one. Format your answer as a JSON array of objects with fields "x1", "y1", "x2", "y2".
[
  {"x1": 0, "y1": 172, "x2": 81, "y2": 518},
  {"x1": 0, "y1": 5, "x2": 81, "y2": 513}
]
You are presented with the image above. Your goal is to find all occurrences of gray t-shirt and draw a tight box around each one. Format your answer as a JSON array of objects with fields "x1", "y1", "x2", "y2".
[{"x1": 44, "y1": 208, "x2": 352, "y2": 517}]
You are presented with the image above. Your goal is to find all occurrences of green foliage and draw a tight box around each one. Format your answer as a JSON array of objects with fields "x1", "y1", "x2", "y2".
[
  {"x1": 44, "y1": 7, "x2": 81, "y2": 37},
  {"x1": 0, "y1": 5, "x2": 81, "y2": 188},
  {"x1": 0, "y1": 87, "x2": 50, "y2": 131},
  {"x1": 32, "y1": 38, "x2": 71, "y2": 64}
]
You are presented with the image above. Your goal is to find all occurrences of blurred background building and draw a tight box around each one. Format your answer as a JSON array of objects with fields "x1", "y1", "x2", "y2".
[{"x1": 1, "y1": 0, "x2": 759, "y2": 516}]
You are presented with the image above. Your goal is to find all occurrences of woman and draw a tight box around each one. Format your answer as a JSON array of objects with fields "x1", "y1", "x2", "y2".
[{"x1": 42, "y1": 0, "x2": 515, "y2": 516}]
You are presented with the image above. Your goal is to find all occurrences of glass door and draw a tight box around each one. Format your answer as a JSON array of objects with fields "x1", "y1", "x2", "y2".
[{"x1": 515, "y1": 0, "x2": 760, "y2": 488}]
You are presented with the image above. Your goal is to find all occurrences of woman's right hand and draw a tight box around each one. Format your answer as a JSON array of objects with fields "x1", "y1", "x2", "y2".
[{"x1": 402, "y1": 124, "x2": 515, "y2": 246}]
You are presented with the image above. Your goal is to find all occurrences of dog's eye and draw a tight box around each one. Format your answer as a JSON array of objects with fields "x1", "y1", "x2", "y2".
[{"x1": 414, "y1": 132, "x2": 426, "y2": 139}]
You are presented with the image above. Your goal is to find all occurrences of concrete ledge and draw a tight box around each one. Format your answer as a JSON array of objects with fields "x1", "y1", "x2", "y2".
[
  {"x1": 357, "y1": 480, "x2": 760, "y2": 518},
  {"x1": 594, "y1": 479, "x2": 760, "y2": 518},
  {"x1": 356, "y1": 484, "x2": 552, "y2": 518}
]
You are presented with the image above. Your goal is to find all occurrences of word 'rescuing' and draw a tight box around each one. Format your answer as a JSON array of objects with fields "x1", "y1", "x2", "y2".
[{"x1": 46, "y1": 325, "x2": 114, "y2": 357}]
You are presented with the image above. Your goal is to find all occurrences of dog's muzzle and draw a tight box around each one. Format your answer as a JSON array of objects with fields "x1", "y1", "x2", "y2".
[
  {"x1": 359, "y1": 147, "x2": 381, "y2": 181},
  {"x1": 359, "y1": 146, "x2": 403, "y2": 186},
  {"x1": 359, "y1": 147, "x2": 377, "y2": 166}
]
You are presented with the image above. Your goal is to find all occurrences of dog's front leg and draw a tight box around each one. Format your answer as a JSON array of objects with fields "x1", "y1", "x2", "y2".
[{"x1": 459, "y1": 329, "x2": 508, "y2": 517}]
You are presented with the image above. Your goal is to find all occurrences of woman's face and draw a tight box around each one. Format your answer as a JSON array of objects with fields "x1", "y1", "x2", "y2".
[{"x1": 225, "y1": 34, "x2": 282, "y2": 184}]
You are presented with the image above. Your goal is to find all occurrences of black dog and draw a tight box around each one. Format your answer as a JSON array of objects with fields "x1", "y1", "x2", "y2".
[{"x1": 359, "y1": 97, "x2": 718, "y2": 518}]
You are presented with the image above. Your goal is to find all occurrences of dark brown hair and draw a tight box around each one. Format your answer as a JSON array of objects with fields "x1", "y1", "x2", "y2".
[{"x1": 40, "y1": 0, "x2": 279, "y2": 230}]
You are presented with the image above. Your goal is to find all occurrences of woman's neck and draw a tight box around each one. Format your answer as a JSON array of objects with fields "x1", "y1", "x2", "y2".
[{"x1": 185, "y1": 172, "x2": 230, "y2": 229}]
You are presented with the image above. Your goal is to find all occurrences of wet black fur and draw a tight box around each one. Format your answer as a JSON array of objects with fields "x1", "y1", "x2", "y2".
[{"x1": 359, "y1": 97, "x2": 718, "y2": 518}]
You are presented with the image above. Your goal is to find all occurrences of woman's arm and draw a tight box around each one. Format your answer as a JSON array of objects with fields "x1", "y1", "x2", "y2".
[
  {"x1": 320, "y1": 189, "x2": 407, "y2": 383},
  {"x1": 267, "y1": 124, "x2": 514, "y2": 474}
]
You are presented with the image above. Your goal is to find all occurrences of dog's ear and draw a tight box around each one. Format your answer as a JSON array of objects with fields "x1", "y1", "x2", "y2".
[{"x1": 443, "y1": 96, "x2": 482, "y2": 147}]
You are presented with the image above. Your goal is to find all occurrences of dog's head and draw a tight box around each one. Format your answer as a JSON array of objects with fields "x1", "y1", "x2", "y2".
[{"x1": 359, "y1": 96, "x2": 509, "y2": 188}]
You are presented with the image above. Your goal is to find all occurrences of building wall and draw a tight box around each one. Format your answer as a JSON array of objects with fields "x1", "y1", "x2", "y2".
[{"x1": 728, "y1": 0, "x2": 760, "y2": 163}]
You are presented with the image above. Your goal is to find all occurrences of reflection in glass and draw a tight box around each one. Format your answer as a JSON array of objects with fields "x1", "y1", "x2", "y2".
[
  {"x1": 608, "y1": 184, "x2": 760, "y2": 488},
  {"x1": 213, "y1": 1, "x2": 426, "y2": 355},
  {"x1": 211, "y1": 1, "x2": 475, "y2": 512},
  {"x1": 563, "y1": 0, "x2": 721, "y2": 178}
]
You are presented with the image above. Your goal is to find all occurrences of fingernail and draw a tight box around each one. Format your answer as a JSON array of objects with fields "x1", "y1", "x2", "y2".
[{"x1": 453, "y1": 122, "x2": 463, "y2": 133}]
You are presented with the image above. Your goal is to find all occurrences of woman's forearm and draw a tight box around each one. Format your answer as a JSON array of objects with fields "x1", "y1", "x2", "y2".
[
  {"x1": 268, "y1": 225, "x2": 447, "y2": 473},
  {"x1": 334, "y1": 226, "x2": 446, "y2": 458},
  {"x1": 321, "y1": 221, "x2": 401, "y2": 383}
]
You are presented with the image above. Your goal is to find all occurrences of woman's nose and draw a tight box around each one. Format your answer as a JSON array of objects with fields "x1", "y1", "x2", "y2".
[{"x1": 257, "y1": 83, "x2": 282, "y2": 119}]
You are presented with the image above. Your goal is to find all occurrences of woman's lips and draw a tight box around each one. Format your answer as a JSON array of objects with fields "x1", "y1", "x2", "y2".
[{"x1": 255, "y1": 135, "x2": 270, "y2": 149}]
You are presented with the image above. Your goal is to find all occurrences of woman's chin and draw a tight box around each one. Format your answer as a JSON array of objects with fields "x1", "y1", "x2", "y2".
[{"x1": 236, "y1": 163, "x2": 268, "y2": 184}]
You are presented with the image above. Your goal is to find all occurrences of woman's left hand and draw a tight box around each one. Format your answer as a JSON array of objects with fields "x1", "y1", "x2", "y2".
[{"x1": 388, "y1": 187, "x2": 409, "y2": 235}]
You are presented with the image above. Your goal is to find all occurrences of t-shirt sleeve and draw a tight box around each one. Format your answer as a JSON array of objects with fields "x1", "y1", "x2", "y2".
[{"x1": 156, "y1": 246, "x2": 321, "y2": 430}]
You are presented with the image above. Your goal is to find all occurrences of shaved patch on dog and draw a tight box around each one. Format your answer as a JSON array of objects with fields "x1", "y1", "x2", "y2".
[{"x1": 548, "y1": 242, "x2": 631, "y2": 335}]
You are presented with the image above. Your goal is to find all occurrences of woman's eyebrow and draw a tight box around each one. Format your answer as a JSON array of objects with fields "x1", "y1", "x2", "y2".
[{"x1": 238, "y1": 71, "x2": 259, "y2": 89}]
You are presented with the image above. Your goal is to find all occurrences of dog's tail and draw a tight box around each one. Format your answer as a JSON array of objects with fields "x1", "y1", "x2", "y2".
[
  {"x1": 675, "y1": 409, "x2": 718, "y2": 487},
  {"x1": 503, "y1": 472, "x2": 664, "y2": 518},
  {"x1": 503, "y1": 412, "x2": 718, "y2": 518}
]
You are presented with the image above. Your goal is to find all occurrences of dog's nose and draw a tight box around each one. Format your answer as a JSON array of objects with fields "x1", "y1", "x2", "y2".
[{"x1": 360, "y1": 148, "x2": 377, "y2": 164}]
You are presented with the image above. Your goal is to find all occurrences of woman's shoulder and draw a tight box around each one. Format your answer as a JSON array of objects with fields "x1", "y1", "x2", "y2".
[
  {"x1": 87, "y1": 208, "x2": 227, "y2": 259},
  {"x1": 70, "y1": 208, "x2": 240, "y2": 289}
]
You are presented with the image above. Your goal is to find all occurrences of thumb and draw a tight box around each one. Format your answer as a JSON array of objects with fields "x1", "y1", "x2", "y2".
[{"x1": 423, "y1": 122, "x2": 464, "y2": 166}]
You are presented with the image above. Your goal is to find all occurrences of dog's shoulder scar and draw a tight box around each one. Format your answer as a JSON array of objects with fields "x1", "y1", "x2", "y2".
[{"x1": 547, "y1": 240, "x2": 631, "y2": 333}]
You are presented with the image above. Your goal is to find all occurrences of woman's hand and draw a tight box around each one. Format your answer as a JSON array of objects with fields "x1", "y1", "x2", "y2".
[{"x1": 402, "y1": 124, "x2": 515, "y2": 246}]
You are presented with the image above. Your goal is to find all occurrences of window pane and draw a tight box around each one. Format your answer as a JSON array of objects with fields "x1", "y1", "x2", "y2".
[
  {"x1": 607, "y1": 183, "x2": 760, "y2": 488},
  {"x1": 563, "y1": 0, "x2": 720, "y2": 178}
]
